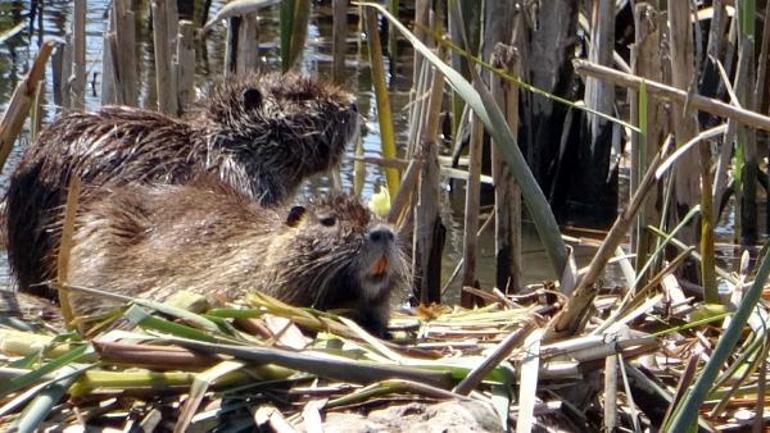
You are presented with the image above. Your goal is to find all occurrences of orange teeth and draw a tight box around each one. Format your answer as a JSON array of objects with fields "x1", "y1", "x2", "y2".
[{"x1": 370, "y1": 256, "x2": 388, "y2": 277}]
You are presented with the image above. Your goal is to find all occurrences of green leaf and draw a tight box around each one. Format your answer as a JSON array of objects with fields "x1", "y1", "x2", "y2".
[
  {"x1": 0, "y1": 344, "x2": 89, "y2": 396},
  {"x1": 124, "y1": 305, "x2": 228, "y2": 343}
]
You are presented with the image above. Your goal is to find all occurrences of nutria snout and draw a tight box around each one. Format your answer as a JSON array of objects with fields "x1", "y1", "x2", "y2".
[
  {"x1": 6, "y1": 72, "x2": 359, "y2": 298},
  {"x1": 64, "y1": 180, "x2": 406, "y2": 337}
]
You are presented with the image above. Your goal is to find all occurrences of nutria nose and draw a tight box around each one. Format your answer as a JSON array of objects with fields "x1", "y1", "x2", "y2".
[{"x1": 368, "y1": 225, "x2": 394, "y2": 243}]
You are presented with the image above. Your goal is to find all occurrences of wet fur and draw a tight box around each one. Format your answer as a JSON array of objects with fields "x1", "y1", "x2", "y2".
[
  {"x1": 6, "y1": 73, "x2": 358, "y2": 297},
  {"x1": 65, "y1": 181, "x2": 406, "y2": 336}
]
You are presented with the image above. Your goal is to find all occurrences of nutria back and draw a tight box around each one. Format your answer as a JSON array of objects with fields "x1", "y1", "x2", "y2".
[
  {"x1": 6, "y1": 73, "x2": 358, "y2": 297},
  {"x1": 65, "y1": 180, "x2": 405, "y2": 336}
]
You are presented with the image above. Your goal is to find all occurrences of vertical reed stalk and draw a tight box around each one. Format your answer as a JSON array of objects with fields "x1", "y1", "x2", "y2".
[
  {"x1": 483, "y1": 0, "x2": 518, "y2": 293},
  {"x1": 387, "y1": 0, "x2": 399, "y2": 62},
  {"x1": 630, "y1": 3, "x2": 665, "y2": 283},
  {"x1": 738, "y1": 0, "x2": 757, "y2": 245},
  {"x1": 353, "y1": 135, "x2": 365, "y2": 197},
  {"x1": 100, "y1": 0, "x2": 137, "y2": 106},
  {"x1": 71, "y1": 0, "x2": 86, "y2": 110},
  {"x1": 224, "y1": 17, "x2": 241, "y2": 76},
  {"x1": 364, "y1": 8, "x2": 400, "y2": 198},
  {"x1": 101, "y1": 8, "x2": 121, "y2": 105},
  {"x1": 667, "y1": 0, "x2": 701, "y2": 281},
  {"x1": 115, "y1": 0, "x2": 137, "y2": 106},
  {"x1": 332, "y1": 0, "x2": 347, "y2": 84},
  {"x1": 491, "y1": 47, "x2": 521, "y2": 293},
  {"x1": 236, "y1": 15, "x2": 259, "y2": 74},
  {"x1": 281, "y1": 0, "x2": 311, "y2": 73},
  {"x1": 758, "y1": 1, "x2": 770, "y2": 234},
  {"x1": 575, "y1": 0, "x2": 617, "y2": 225},
  {"x1": 175, "y1": 21, "x2": 196, "y2": 112},
  {"x1": 152, "y1": 0, "x2": 178, "y2": 115},
  {"x1": 414, "y1": 64, "x2": 446, "y2": 305},
  {"x1": 30, "y1": 81, "x2": 44, "y2": 139},
  {"x1": 62, "y1": 35, "x2": 73, "y2": 110},
  {"x1": 460, "y1": 113, "x2": 483, "y2": 307}
]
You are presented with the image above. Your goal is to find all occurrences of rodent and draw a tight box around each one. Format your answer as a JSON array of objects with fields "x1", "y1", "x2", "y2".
[
  {"x1": 63, "y1": 179, "x2": 406, "y2": 337},
  {"x1": 5, "y1": 72, "x2": 359, "y2": 298}
]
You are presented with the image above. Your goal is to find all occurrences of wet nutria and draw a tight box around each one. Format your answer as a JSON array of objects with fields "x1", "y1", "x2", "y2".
[
  {"x1": 6, "y1": 73, "x2": 359, "y2": 297},
  {"x1": 63, "y1": 180, "x2": 406, "y2": 336}
]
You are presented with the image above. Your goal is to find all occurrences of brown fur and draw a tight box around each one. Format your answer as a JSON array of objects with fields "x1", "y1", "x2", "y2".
[
  {"x1": 6, "y1": 73, "x2": 358, "y2": 297},
  {"x1": 65, "y1": 180, "x2": 406, "y2": 336}
]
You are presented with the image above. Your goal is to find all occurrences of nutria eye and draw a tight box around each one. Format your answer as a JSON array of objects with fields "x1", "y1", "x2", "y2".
[
  {"x1": 241, "y1": 88, "x2": 263, "y2": 110},
  {"x1": 320, "y1": 216, "x2": 336, "y2": 227},
  {"x1": 286, "y1": 206, "x2": 306, "y2": 227}
]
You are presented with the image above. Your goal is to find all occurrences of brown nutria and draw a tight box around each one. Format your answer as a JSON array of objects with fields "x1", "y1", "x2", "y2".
[
  {"x1": 6, "y1": 72, "x2": 359, "y2": 298},
  {"x1": 63, "y1": 180, "x2": 406, "y2": 337}
]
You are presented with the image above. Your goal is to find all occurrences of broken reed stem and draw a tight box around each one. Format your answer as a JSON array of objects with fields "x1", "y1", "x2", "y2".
[
  {"x1": 387, "y1": 158, "x2": 421, "y2": 226},
  {"x1": 547, "y1": 141, "x2": 670, "y2": 339},
  {"x1": 453, "y1": 322, "x2": 534, "y2": 395},
  {"x1": 0, "y1": 41, "x2": 54, "y2": 173},
  {"x1": 573, "y1": 59, "x2": 770, "y2": 132},
  {"x1": 171, "y1": 338, "x2": 455, "y2": 389}
]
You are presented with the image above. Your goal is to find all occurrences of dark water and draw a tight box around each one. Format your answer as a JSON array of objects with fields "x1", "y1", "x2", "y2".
[{"x1": 0, "y1": 0, "x2": 629, "y2": 296}]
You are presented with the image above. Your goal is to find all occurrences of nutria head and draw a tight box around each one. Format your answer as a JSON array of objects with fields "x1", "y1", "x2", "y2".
[
  {"x1": 199, "y1": 73, "x2": 360, "y2": 187},
  {"x1": 267, "y1": 194, "x2": 407, "y2": 335}
]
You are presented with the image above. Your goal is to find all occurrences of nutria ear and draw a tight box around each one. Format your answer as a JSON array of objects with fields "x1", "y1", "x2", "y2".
[
  {"x1": 241, "y1": 88, "x2": 263, "y2": 110},
  {"x1": 286, "y1": 206, "x2": 306, "y2": 227}
]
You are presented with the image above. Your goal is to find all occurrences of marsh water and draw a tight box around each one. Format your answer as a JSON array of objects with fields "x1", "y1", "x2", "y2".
[{"x1": 3, "y1": 0, "x2": 750, "y2": 297}]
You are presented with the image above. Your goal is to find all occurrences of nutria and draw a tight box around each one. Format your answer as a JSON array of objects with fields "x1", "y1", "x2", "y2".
[
  {"x1": 63, "y1": 180, "x2": 406, "y2": 336},
  {"x1": 6, "y1": 72, "x2": 359, "y2": 297}
]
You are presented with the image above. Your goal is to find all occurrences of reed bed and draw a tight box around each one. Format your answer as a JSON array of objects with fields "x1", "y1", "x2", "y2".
[{"x1": 1, "y1": 271, "x2": 769, "y2": 432}]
